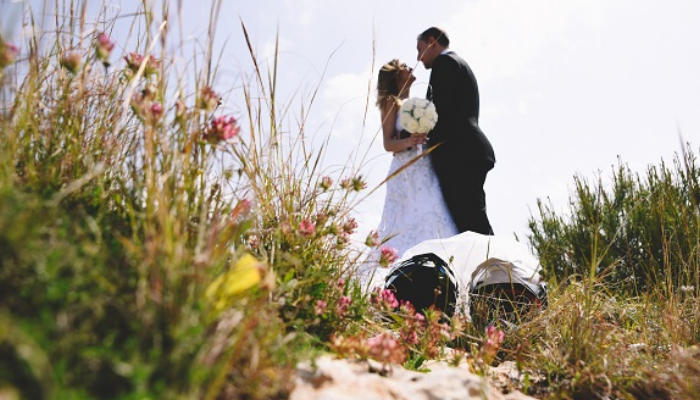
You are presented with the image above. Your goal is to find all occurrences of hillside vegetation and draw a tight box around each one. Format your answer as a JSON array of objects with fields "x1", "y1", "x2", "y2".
[{"x1": 1, "y1": 2, "x2": 698, "y2": 399}]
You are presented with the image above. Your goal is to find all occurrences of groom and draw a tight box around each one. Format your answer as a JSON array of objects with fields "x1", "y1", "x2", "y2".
[{"x1": 416, "y1": 27, "x2": 495, "y2": 235}]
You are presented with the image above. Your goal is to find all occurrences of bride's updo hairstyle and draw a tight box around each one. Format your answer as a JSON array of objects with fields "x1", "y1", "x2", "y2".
[{"x1": 376, "y1": 59, "x2": 403, "y2": 108}]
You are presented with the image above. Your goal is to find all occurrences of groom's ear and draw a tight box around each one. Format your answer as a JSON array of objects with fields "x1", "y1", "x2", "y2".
[{"x1": 428, "y1": 37, "x2": 440, "y2": 50}]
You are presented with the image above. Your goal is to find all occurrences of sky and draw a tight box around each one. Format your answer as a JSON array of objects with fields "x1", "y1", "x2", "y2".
[{"x1": 4, "y1": 0, "x2": 700, "y2": 244}]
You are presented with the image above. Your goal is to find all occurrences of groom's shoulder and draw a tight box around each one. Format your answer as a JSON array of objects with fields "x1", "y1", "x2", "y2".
[{"x1": 437, "y1": 51, "x2": 467, "y2": 67}]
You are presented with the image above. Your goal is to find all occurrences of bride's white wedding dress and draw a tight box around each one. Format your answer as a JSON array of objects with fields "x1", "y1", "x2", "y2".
[{"x1": 360, "y1": 118, "x2": 459, "y2": 289}]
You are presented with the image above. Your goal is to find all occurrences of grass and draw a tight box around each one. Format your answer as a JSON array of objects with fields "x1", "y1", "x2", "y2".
[
  {"x1": 1, "y1": 1, "x2": 700, "y2": 400},
  {"x1": 521, "y1": 148, "x2": 700, "y2": 399}
]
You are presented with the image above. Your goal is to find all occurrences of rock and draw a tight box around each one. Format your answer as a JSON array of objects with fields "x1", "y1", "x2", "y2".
[
  {"x1": 487, "y1": 360, "x2": 544, "y2": 393},
  {"x1": 290, "y1": 356, "x2": 537, "y2": 400}
]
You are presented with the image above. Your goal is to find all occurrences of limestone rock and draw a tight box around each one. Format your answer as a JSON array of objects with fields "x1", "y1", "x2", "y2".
[{"x1": 290, "y1": 356, "x2": 537, "y2": 400}]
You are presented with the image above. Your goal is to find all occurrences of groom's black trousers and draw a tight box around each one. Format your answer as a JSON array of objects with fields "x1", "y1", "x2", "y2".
[{"x1": 436, "y1": 163, "x2": 494, "y2": 235}]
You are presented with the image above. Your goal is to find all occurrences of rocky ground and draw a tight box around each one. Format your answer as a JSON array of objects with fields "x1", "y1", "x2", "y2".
[{"x1": 290, "y1": 355, "x2": 538, "y2": 400}]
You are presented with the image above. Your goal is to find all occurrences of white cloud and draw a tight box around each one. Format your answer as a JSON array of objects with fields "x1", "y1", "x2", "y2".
[{"x1": 320, "y1": 68, "x2": 378, "y2": 143}]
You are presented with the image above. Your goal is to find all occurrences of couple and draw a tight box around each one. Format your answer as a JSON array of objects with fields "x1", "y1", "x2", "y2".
[{"x1": 372, "y1": 27, "x2": 496, "y2": 274}]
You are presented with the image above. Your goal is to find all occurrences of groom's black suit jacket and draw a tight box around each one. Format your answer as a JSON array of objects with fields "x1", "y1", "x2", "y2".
[{"x1": 427, "y1": 51, "x2": 495, "y2": 234}]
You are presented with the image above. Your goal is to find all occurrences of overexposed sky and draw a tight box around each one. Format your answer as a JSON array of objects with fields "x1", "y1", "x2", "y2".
[{"x1": 5, "y1": 0, "x2": 700, "y2": 242}]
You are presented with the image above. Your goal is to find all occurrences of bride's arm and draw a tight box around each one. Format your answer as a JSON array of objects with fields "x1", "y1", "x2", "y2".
[{"x1": 380, "y1": 103, "x2": 425, "y2": 153}]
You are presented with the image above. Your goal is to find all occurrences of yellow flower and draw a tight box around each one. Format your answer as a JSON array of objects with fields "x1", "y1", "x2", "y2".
[{"x1": 206, "y1": 253, "x2": 263, "y2": 313}]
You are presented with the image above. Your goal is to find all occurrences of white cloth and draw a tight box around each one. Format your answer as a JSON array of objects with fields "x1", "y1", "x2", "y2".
[{"x1": 359, "y1": 136, "x2": 458, "y2": 290}]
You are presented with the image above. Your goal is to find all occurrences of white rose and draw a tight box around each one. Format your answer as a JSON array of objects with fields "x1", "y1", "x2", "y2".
[
  {"x1": 405, "y1": 119, "x2": 420, "y2": 133},
  {"x1": 426, "y1": 106, "x2": 438, "y2": 123},
  {"x1": 399, "y1": 112, "x2": 413, "y2": 128},
  {"x1": 418, "y1": 116, "x2": 433, "y2": 132},
  {"x1": 413, "y1": 107, "x2": 425, "y2": 118},
  {"x1": 401, "y1": 100, "x2": 415, "y2": 113}
]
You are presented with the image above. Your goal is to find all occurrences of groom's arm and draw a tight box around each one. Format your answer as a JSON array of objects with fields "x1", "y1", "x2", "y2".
[{"x1": 429, "y1": 55, "x2": 461, "y2": 143}]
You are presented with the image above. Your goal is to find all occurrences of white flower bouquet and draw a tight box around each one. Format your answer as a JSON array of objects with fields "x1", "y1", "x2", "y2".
[
  {"x1": 399, "y1": 98, "x2": 437, "y2": 153},
  {"x1": 399, "y1": 98, "x2": 438, "y2": 135}
]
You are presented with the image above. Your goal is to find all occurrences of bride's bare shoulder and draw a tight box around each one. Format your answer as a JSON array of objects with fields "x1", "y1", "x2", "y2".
[{"x1": 379, "y1": 98, "x2": 400, "y2": 117}]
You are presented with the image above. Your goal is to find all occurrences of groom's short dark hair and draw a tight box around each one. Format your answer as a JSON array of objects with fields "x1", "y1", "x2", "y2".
[{"x1": 418, "y1": 27, "x2": 450, "y2": 47}]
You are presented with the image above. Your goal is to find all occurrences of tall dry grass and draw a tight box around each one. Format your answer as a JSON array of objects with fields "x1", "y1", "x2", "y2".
[
  {"x1": 0, "y1": 1, "x2": 374, "y2": 398},
  {"x1": 519, "y1": 147, "x2": 700, "y2": 399}
]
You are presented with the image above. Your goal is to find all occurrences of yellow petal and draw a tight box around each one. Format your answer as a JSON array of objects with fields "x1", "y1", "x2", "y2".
[
  {"x1": 205, "y1": 274, "x2": 224, "y2": 301},
  {"x1": 205, "y1": 254, "x2": 265, "y2": 314},
  {"x1": 223, "y1": 254, "x2": 263, "y2": 294}
]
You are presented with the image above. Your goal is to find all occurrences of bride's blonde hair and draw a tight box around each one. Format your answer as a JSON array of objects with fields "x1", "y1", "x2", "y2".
[{"x1": 376, "y1": 59, "x2": 404, "y2": 108}]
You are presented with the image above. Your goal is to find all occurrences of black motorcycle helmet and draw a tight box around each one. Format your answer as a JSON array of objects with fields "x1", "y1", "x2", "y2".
[{"x1": 384, "y1": 253, "x2": 458, "y2": 319}]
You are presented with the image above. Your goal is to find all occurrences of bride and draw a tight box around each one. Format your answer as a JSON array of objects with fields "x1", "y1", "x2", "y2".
[{"x1": 361, "y1": 59, "x2": 458, "y2": 289}]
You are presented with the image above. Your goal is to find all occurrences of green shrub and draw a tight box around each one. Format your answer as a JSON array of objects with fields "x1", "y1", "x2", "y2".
[
  {"x1": 529, "y1": 146, "x2": 700, "y2": 297},
  {"x1": 522, "y1": 147, "x2": 700, "y2": 398}
]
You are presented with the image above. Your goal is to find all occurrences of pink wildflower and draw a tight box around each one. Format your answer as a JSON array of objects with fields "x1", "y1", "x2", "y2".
[
  {"x1": 399, "y1": 300, "x2": 417, "y2": 315},
  {"x1": 143, "y1": 56, "x2": 161, "y2": 76},
  {"x1": 95, "y1": 32, "x2": 115, "y2": 64},
  {"x1": 336, "y1": 295, "x2": 352, "y2": 317},
  {"x1": 0, "y1": 41, "x2": 19, "y2": 69},
  {"x1": 124, "y1": 53, "x2": 144, "y2": 71},
  {"x1": 336, "y1": 232, "x2": 350, "y2": 248},
  {"x1": 379, "y1": 246, "x2": 398, "y2": 267},
  {"x1": 365, "y1": 230, "x2": 380, "y2": 247},
  {"x1": 481, "y1": 325, "x2": 506, "y2": 364},
  {"x1": 371, "y1": 288, "x2": 399, "y2": 313},
  {"x1": 233, "y1": 199, "x2": 252, "y2": 218},
  {"x1": 367, "y1": 332, "x2": 406, "y2": 365},
  {"x1": 352, "y1": 176, "x2": 367, "y2": 191},
  {"x1": 207, "y1": 115, "x2": 240, "y2": 143},
  {"x1": 129, "y1": 92, "x2": 162, "y2": 125},
  {"x1": 60, "y1": 51, "x2": 82, "y2": 74},
  {"x1": 314, "y1": 211, "x2": 329, "y2": 227},
  {"x1": 124, "y1": 52, "x2": 160, "y2": 77},
  {"x1": 298, "y1": 219, "x2": 316, "y2": 237},
  {"x1": 319, "y1": 176, "x2": 333, "y2": 191},
  {"x1": 314, "y1": 299, "x2": 327, "y2": 316},
  {"x1": 402, "y1": 329, "x2": 419, "y2": 346},
  {"x1": 147, "y1": 102, "x2": 163, "y2": 125},
  {"x1": 279, "y1": 221, "x2": 292, "y2": 236},
  {"x1": 197, "y1": 85, "x2": 220, "y2": 112},
  {"x1": 342, "y1": 218, "x2": 358, "y2": 235},
  {"x1": 339, "y1": 177, "x2": 353, "y2": 190},
  {"x1": 485, "y1": 325, "x2": 505, "y2": 347}
]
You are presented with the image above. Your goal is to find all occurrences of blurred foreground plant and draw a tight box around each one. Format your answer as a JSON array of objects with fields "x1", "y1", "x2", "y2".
[{"x1": 0, "y1": 1, "x2": 331, "y2": 398}]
